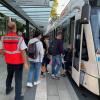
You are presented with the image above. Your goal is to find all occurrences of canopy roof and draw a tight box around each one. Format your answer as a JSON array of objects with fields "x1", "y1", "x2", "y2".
[{"x1": 0, "y1": 0, "x2": 53, "y2": 32}]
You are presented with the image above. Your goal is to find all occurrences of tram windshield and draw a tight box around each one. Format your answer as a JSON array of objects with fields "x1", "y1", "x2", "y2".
[{"x1": 91, "y1": 8, "x2": 100, "y2": 53}]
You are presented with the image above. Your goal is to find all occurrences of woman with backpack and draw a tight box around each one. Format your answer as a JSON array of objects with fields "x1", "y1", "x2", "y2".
[{"x1": 27, "y1": 32, "x2": 44, "y2": 87}]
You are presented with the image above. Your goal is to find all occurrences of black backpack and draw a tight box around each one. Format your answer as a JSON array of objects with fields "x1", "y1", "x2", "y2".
[{"x1": 28, "y1": 41, "x2": 39, "y2": 59}]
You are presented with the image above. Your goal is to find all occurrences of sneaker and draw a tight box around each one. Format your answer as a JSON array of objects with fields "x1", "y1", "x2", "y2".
[
  {"x1": 51, "y1": 74, "x2": 56, "y2": 79},
  {"x1": 36, "y1": 80, "x2": 41, "y2": 85},
  {"x1": 6, "y1": 87, "x2": 14, "y2": 95},
  {"x1": 52, "y1": 75, "x2": 60, "y2": 80},
  {"x1": 34, "y1": 82, "x2": 37, "y2": 85},
  {"x1": 51, "y1": 74, "x2": 55, "y2": 77},
  {"x1": 26, "y1": 82, "x2": 33, "y2": 87},
  {"x1": 46, "y1": 70, "x2": 50, "y2": 74},
  {"x1": 34, "y1": 81, "x2": 41, "y2": 85},
  {"x1": 61, "y1": 74, "x2": 66, "y2": 77}
]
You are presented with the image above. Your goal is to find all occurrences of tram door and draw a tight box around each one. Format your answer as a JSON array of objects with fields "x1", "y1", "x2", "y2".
[{"x1": 72, "y1": 20, "x2": 83, "y2": 86}]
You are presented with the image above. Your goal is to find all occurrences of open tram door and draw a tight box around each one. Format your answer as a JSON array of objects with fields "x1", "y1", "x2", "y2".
[
  {"x1": 72, "y1": 20, "x2": 83, "y2": 86},
  {"x1": 72, "y1": 2, "x2": 90, "y2": 86}
]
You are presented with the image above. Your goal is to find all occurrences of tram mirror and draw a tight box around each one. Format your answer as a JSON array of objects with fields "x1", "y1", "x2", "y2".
[{"x1": 81, "y1": 3, "x2": 91, "y2": 24}]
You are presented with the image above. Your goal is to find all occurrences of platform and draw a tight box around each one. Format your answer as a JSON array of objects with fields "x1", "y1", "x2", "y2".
[{"x1": 0, "y1": 56, "x2": 99, "y2": 100}]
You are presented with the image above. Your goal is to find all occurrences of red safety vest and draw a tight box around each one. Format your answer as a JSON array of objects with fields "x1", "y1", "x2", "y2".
[{"x1": 2, "y1": 32, "x2": 24, "y2": 64}]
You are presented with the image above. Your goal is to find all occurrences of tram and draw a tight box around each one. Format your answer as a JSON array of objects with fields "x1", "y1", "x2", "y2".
[{"x1": 47, "y1": 0, "x2": 100, "y2": 96}]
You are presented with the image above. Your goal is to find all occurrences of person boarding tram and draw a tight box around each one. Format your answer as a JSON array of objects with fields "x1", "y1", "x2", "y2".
[{"x1": 48, "y1": 30, "x2": 63, "y2": 79}]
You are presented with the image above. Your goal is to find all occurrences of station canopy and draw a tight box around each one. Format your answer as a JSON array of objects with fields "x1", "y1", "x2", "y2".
[
  {"x1": 0, "y1": 0, "x2": 53, "y2": 32},
  {"x1": 0, "y1": 3, "x2": 26, "y2": 24}
]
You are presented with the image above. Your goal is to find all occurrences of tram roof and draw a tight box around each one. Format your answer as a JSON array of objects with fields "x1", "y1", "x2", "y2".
[{"x1": 0, "y1": 0, "x2": 53, "y2": 32}]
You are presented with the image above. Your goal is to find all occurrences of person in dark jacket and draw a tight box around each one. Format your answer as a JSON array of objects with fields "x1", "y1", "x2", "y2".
[{"x1": 51, "y1": 31, "x2": 63, "y2": 79}]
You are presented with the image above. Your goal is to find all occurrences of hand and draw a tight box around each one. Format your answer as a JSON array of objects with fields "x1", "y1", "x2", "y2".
[{"x1": 24, "y1": 63, "x2": 29, "y2": 70}]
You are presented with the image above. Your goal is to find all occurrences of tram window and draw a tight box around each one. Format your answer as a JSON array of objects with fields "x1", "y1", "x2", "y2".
[
  {"x1": 81, "y1": 32, "x2": 89, "y2": 61},
  {"x1": 69, "y1": 17, "x2": 75, "y2": 44},
  {"x1": 89, "y1": 0, "x2": 100, "y2": 7},
  {"x1": 73, "y1": 19, "x2": 81, "y2": 71},
  {"x1": 91, "y1": 9, "x2": 100, "y2": 53},
  {"x1": 63, "y1": 26, "x2": 70, "y2": 49},
  {"x1": 97, "y1": 0, "x2": 100, "y2": 6},
  {"x1": 89, "y1": 0, "x2": 97, "y2": 7},
  {"x1": 75, "y1": 20, "x2": 81, "y2": 58},
  {"x1": 75, "y1": 35, "x2": 80, "y2": 57}
]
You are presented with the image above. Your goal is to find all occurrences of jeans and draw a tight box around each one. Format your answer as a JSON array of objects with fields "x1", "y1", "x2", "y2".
[
  {"x1": 52, "y1": 55, "x2": 62, "y2": 76},
  {"x1": 27, "y1": 62, "x2": 41, "y2": 82},
  {"x1": 6, "y1": 64, "x2": 23, "y2": 100}
]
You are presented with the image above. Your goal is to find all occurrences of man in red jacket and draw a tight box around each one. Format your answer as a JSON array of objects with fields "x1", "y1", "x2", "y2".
[{"x1": 0, "y1": 18, "x2": 28, "y2": 100}]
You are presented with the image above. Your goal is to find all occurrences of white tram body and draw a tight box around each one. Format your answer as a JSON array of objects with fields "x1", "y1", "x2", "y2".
[{"x1": 47, "y1": 0, "x2": 100, "y2": 96}]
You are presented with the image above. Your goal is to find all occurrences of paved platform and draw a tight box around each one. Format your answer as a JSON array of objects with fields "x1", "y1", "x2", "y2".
[
  {"x1": 47, "y1": 74, "x2": 79, "y2": 100},
  {"x1": 0, "y1": 56, "x2": 47, "y2": 100},
  {"x1": 0, "y1": 56, "x2": 99, "y2": 100}
]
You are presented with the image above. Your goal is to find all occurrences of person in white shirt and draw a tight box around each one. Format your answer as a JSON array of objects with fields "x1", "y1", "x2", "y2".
[{"x1": 27, "y1": 32, "x2": 44, "y2": 87}]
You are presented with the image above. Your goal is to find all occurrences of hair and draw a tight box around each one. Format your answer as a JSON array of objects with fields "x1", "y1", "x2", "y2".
[
  {"x1": 34, "y1": 31, "x2": 42, "y2": 37},
  {"x1": 43, "y1": 35, "x2": 49, "y2": 39},
  {"x1": 8, "y1": 21, "x2": 16, "y2": 32}
]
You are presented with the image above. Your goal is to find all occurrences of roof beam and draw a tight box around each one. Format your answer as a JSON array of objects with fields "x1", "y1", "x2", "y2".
[
  {"x1": 24, "y1": 10, "x2": 50, "y2": 13},
  {"x1": 31, "y1": 19, "x2": 48, "y2": 20},
  {"x1": 20, "y1": 6, "x2": 51, "y2": 8},
  {"x1": 30, "y1": 16, "x2": 48, "y2": 19},
  {"x1": 27, "y1": 13, "x2": 50, "y2": 15}
]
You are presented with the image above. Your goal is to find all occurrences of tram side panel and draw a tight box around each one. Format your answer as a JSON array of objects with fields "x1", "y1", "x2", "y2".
[
  {"x1": 71, "y1": 0, "x2": 100, "y2": 96},
  {"x1": 48, "y1": 0, "x2": 100, "y2": 96},
  {"x1": 80, "y1": 23, "x2": 99, "y2": 95}
]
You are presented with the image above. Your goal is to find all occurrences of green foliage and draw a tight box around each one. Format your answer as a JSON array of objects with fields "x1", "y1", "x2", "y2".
[{"x1": 16, "y1": 21, "x2": 24, "y2": 32}]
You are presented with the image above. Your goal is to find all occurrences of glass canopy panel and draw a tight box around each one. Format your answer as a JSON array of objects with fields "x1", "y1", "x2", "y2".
[
  {"x1": 14, "y1": 0, "x2": 49, "y2": 6},
  {"x1": 4, "y1": 0, "x2": 53, "y2": 31},
  {"x1": 0, "y1": 4, "x2": 25, "y2": 24},
  {"x1": 21, "y1": 8, "x2": 51, "y2": 12},
  {"x1": 20, "y1": 5, "x2": 51, "y2": 29}
]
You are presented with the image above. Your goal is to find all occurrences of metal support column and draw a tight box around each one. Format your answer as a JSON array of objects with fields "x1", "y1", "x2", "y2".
[{"x1": 26, "y1": 20, "x2": 29, "y2": 38}]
